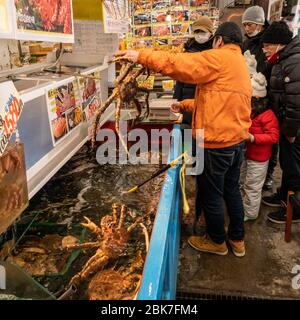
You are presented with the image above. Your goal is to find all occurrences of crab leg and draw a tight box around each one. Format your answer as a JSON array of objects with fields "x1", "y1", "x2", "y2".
[
  {"x1": 70, "y1": 252, "x2": 109, "y2": 285},
  {"x1": 115, "y1": 97, "x2": 122, "y2": 136},
  {"x1": 65, "y1": 242, "x2": 100, "y2": 251},
  {"x1": 118, "y1": 205, "x2": 127, "y2": 229},
  {"x1": 115, "y1": 62, "x2": 135, "y2": 85},
  {"x1": 140, "y1": 223, "x2": 150, "y2": 253},
  {"x1": 112, "y1": 203, "x2": 118, "y2": 224},
  {"x1": 115, "y1": 98, "x2": 129, "y2": 156},
  {"x1": 131, "y1": 67, "x2": 146, "y2": 81},
  {"x1": 81, "y1": 216, "x2": 102, "y2": 235},
  {"x1": 127, "y1": 217, "x2": 143, "y2": 233},
  {"x1": 131, "y1": 98, "x2": 142, "y2": 127},
  {"x1": 91, "y1": 89, "x2": 118, "y2": 149}
]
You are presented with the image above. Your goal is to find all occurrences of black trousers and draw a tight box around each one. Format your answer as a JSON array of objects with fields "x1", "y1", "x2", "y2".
[
  {"x1": 266, "y1": 143, "x2": 279, "y2": 176},
  {"x1": 196, "y1": 142, "x2": 245, "y2": 243},
  {"x1": 279, "y1": 134, "x2": 300, "y2": 202}
]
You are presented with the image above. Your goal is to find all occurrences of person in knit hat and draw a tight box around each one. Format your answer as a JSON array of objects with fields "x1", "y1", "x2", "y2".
[
  {"x1": 242, "y1": 6, "x2": 270, "y2": 77},
  {"x1": 261, "y1": 21, "x2": 300, "y2": 224},
  {"x1": 241, "y1": 72, "x2": 279, "y2": 221},
  {"x1": 242, "y1": 6, "x2": 276, "y2": 191}
]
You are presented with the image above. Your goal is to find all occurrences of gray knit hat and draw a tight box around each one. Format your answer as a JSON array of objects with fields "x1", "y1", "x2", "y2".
[{"x1": 242, "y1": 6, "x2": 265, "y2": 25}]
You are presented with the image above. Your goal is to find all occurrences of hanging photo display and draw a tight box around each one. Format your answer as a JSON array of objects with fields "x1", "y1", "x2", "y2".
[
  {"x1": 0, "y1": 0, "x2": 14, "y2": 39},
  {"x1": 77, "y1": 69, "x2": 103, "y2": 138},
  {"x1": 267, "y1": 0, "x2": 283, "y2": 23},
  {"x1": 130, "y1": 0, "x2": 219, "y2": 49},
  {"x1": 46, "y1": 79, "x2": 82, "y2": 146},
  {"x1": 13, "y1": 0, "x2": 74, "y2": 43},
  {"x1": 102, "y1": 0, "x2": 130, "y2": 33}
]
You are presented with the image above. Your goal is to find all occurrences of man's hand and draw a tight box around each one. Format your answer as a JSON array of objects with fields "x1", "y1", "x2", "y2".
[
  {"x1": 170, "y1": 102, "x2": 183, "y2": 113},
  {"x1": 114, "y1": 50, "x2": 139, "y2": 63},
  {"x1": 287, "y1": 136, "x2": 296, "y2": 143}
]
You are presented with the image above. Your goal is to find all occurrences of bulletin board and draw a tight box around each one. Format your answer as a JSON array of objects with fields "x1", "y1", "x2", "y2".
[{"x1": 128, "y1": 0, "x2": 219, "y2": 49}]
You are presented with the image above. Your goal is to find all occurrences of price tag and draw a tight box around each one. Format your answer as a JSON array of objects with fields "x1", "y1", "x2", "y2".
[
  {"x1": 0, "y1": 81, "x2": 24, "y2": 156},
  {"x1": 162, "y1": 80, "x2": 174, "y2": 92},
  {"x1": 137, "y1": 75, "x2": 155, "y2": 90}
]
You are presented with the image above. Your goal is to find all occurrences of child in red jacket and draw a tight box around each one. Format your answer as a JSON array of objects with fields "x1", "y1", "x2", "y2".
[{"x1": 241, "y1": 73, "x2": 279, "y2": 221}]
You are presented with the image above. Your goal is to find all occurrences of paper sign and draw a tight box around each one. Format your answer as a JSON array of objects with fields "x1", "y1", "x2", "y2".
[
  {"x1": 162, "y1": 80, "x2": 175, "y2": 91},
  {"x1": 77, "y1": 69, "x2": 103, "y2": 138},
  {"x1": 46, "y1": 79, "x2": 82, "y2": 146},
  {"x1": 137, "y1": 75, "x2": 155, "y2": 90},
  {"x1": 102, "y1": 0, "x2": 130, "y2": 33},
  {"x1": 0, "y1": 81, "x2": 24, "y2": 156}
]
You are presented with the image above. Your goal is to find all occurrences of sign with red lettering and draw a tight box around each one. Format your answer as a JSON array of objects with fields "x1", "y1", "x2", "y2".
[{"x1": 0, "y1": 81, "x2": 24, "y2": 156}]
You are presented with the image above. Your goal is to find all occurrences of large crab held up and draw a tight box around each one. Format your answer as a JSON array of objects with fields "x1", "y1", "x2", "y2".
[
  {"x1": 91, "y1": 59, "x2": 151, "y2": 149},
  {"x1": 65, "y1": 203, "x2": 146, "y2": 287}
]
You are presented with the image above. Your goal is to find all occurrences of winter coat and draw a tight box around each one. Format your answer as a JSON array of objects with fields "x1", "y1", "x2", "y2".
[
  {"x1": 242, "y1": 23, "x2": 272, "y2": 82},
  {"x1": 173, "y1": 38, "x2": 213, "y2": 125},
  {"x1": 173, "y1": 38, "x2": 213, "y2": 101},
  {"x1": 269, "y1": 36, "x2": 300, "y2": 138},
  {"x1": 138, "y1": 44, "x2": 252, "y2": 148},
  {"x1": 246, "y1": 98, "x2": 279, "y2": 162}
]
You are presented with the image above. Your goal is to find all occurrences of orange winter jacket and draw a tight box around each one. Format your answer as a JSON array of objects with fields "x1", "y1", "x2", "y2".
[{"x1": 138, "y1": 44, "x2": 252, "y2": 148}]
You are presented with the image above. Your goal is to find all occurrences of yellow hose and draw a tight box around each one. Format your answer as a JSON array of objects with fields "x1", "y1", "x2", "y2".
[{"x1": 180, "y1": 155, "x2": 190, "y2": 217}]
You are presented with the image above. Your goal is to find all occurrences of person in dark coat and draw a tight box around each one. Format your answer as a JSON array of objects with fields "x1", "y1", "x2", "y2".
[
  {"x1": 242, "y1": 5, "x2": 277, "y2": 190},
  {"x1": 261, "y1": 21, "x2": 300, "y2": 223},
  {"x1": 242, "y1": 6, "x2": 271, "y2": 80},
  {"x1": 173, "y1": 16, "x2": 213, "y2": 126}
]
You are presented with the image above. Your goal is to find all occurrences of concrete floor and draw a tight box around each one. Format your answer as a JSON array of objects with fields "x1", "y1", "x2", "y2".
[{"x1": 177, "y1": 167, "x2": 300, "y2": 299}]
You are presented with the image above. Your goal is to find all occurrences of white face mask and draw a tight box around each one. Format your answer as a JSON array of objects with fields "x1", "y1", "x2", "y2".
[
  {"x1": 247, "y1": 26, "x2": 262, "y2": 38},
  {"x1": 195, "y1": 33, "x2": 211, "y2": 44}
]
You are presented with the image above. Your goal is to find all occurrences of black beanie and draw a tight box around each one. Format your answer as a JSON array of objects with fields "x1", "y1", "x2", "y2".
[
  {"x1": 214, "y1": 22, "x2": 243, "y2": 45},
  {"x1": 262, "y1": 21, "x2": 293, "y2": 44}
]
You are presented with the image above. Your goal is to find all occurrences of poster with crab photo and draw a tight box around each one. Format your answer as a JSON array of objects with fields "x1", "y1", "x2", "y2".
[
  {"x1": 78, "y1": 69, "x2": 103, "y2": 138},
  {"x1": 133, "y1": 12, "x2": 152, "y2": 25},
  {"x1": 134, "y1": 26, "x2": 152, "y2": 37},
  {"x1": 153, "y1": 24, "x2": 170, "y2": 37},
  {"x1": 170, "y1": 0, "x2": 189, "y2": 8},
  {"x1": 13, "y1": 0, "x2": 74, "y2": 43},
  {"x1": 46, "y1": 79, "x2": 82, "y2": 146},
  {"x1": 171, "y1": 23, "x2": 189, "y2": 35},
  {"x1": 152, "y1": 0, "x2": 170, "y2": 11}
]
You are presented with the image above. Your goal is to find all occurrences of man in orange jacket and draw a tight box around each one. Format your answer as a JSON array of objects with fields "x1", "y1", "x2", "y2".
[{"x1": 116, "y1": 22, "x2": 252, "y2": 257}]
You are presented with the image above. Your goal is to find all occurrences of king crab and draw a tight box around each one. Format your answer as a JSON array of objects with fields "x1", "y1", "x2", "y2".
[
  {"x1": 87, "y1": 250, "x2": 145, "y2": 300},
  {"x1": 91, "y1": 60, "x2": 151, "y2": 149},
  {"x1": 0, "y1": 148, "x2": 22, "y2": 180},
  {"x1": 65, "y1": 203, "x2": 147, "y2": 288}
]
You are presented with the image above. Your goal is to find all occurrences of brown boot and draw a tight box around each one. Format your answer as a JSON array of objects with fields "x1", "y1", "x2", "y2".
[
  {"x1": 188, "y1": 235, "x2": 228, "y2": 256},
  {"x1": 228, "y1": 239, "x2": 245, "y2": 257}
]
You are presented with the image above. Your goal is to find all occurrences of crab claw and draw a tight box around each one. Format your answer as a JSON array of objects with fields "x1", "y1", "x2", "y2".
[
  {"x1": 81, "y1": 216, "x2": 92, "y2": 227},
  {"x1": 81, "y1": 216, "x2": 101, "y2": 235}
]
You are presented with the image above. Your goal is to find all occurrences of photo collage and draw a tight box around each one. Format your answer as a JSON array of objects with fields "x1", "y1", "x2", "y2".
[
  {"x1": 47, "y1": 80, "x2": 82, "y2": 145},
  {"x1": 78, "y1": 70, "x2": 103, "y2": 138},
  {"x1": 130, "y1": 0, "x2": 220, "y2": 50},
  {"x1": 47, "y1": 69, "x2": 103, "y2": 145}
]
